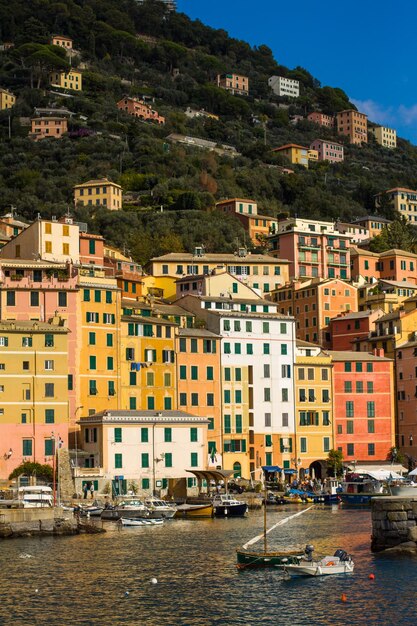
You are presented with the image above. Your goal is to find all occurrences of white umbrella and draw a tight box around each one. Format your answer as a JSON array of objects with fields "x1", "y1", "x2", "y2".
[{"x1": 408, "y1": 468, "x2": 417, "y2": 476}]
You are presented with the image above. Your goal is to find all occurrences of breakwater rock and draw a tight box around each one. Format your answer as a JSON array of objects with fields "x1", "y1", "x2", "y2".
[
  {"x1": 0, "y1": 507, "x2": 105, "y2": 539},
  {"x1": 371, "y1": 496, "x2": 417, "y2": 552}
]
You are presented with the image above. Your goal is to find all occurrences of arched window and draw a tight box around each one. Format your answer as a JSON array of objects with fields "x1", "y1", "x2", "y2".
[{"x1": 233, "y1": 461, "x2": 241, "y2": 479}]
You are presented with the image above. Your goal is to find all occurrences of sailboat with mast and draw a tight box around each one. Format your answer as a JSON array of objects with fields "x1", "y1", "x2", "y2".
[{"x1": 236, "y1": 467, "x2": 314, "y2": 569}]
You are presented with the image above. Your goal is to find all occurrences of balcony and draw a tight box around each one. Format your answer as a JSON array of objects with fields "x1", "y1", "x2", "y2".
[{"x1": 72, "y1": 467, "x2": 104, "y2": 478}]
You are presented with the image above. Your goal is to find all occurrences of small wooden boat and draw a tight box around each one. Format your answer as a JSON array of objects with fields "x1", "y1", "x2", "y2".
[
  {"x1": 282, "y1": 547, "x2": 354, "y2": 577},
  {"x1": 119, "y1": 517, "x2": 164, "y2": 527},
  {"x1": 174, "y1": 503, "x2": 214, "y2": 519}
]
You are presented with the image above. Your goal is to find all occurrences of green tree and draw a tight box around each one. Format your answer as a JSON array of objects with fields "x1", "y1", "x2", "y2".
[
  {"x1": 9, "y1": 461, "x2": 53, "y2": 483},
  {"x1": 326, "y1": 449, "x2": 344, "y2": 478},
  {"x1": 369, "y1": 216, "x2": 417, "y2": 253}
]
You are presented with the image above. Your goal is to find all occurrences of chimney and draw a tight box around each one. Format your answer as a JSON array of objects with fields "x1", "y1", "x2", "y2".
[{"x1": 373, "y1": 348, "x2": 384, "y2": 358}]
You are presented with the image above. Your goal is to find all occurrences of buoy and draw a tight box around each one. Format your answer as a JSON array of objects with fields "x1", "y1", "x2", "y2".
[
  {"x1": 35, "y1": 589, "x2": 39, "y2": 593},
  {"x1": 369, "y1": 573, "x2": 375, "y2": 580},
  {"x1": 150, "y1": 578, "x2": 158, "y2": 584},
  {"x1": 125, "y1": 591, "x2": 130, "y2": 596},
  {"x1": 341, "y1": 593, "x2": 347, "y2": 603}
]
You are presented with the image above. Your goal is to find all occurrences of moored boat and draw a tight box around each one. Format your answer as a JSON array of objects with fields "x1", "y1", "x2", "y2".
[
  {"x1": 213, "y1": 494, "x2": 247, "y2": 517},
  {"x1": 281, "y1": 546, "x2": 354, "y2": 577},
  {"x1": 236, "y1": 549, "x2": 301, "y2": 568},
  {"x1": 120, "y1": 517, "x2": 164, "y2": 527},
  {"x1": 174, "y1": 503, "x2": 214, "y2": 519},
  {"x1": 389, "y1": 482, "x2": 417, "y2": 496},
  {"x1": 339, "y1": 472, "x2": 386, "y2": 506},
  {"x1": 144, "y1": 497, "x2": 177, "y2": 519}
]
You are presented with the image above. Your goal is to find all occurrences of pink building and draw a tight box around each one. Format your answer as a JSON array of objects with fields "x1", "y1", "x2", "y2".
[
  {"x1": 307, "y1": 112, "x2": 335, "y2": 128},
  {"x1": 79, "y1": 233, "x2": 105, "y2": 265},
  {"x1": 329, "y1": 309, "x2": 384, "y2": 351},
  {"x1": 269, "y1": 218, "x2": 351, "y2": 281},
  {"x1": 396, "y1": 341, "x2": 417, "y2": 460},
  {"x1": 117, "y1": 97, "x2": 165, "y2": 124},
  {"x1": 310, "y1": 139, "x2": 344, "y2": 163}
]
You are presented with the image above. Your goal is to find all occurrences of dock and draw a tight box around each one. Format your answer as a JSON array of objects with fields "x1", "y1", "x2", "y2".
[
  {"x1": 371, "y1": 496, "x2": 417, "y2": 552},
  {"x1": 0, "y1": 507, "x2": 104, "y2": 539}
]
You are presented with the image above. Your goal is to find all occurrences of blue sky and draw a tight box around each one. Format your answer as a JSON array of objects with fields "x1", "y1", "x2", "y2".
[{"x1": 177, "y1": 0, "x2": 417, "y2": 144}]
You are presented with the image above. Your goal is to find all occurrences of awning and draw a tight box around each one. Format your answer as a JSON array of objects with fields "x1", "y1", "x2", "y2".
[
  {"x1": 262, "y1": 465, "x2": 282, "y2": 473},
  {"x1": 408, "y1": 468, "x2": 417, "y2": 476},
  {"x1": 186, "y1": 469, "x2": 234, "y2": 483},
  {"x1": 347, "y1": 464, "x2": 407, "y2": 477}
]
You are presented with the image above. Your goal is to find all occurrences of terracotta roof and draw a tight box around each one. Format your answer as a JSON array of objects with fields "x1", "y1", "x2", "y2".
[
  {"x1": 73, "y1": 178, "x2": 121, "y2": 189},
  {"x1": 326, "y1": 350, "x2": 392, "y2": 362},
  {"x1": 215, "y1": 198, "x2": 257, "y2": 205},
  {"x1": 149, "y1": 252, "x2": 286, "y2": 263},
  {"x1": 272, "y1": 143, "x2": 308, "y2": 151},
  {"x1": 178, "y1": 328, "x2": 219, "y2": 338}
]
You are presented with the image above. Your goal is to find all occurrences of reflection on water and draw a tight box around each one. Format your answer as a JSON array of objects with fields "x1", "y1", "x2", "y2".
[{"x1": 0, "y1": 506, "x2": 417, "y2": 625}]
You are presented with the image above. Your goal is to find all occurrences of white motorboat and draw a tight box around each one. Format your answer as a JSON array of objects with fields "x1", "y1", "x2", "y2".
[
  {"x1": 116, "y1": 499, "x2": 150, "y2": 519},
  {"x1": 389, "y1": 482, "x2": 417, "y2": 496},
  {"x1": 144, "y1": 497, "x2": 177, "y2": 519},
  {"x1": 119, "y1": 517, "x2": 164, "y2": 527},
  {"x1": 18, "y1": 486, "x2": 53, "y2": 508},
  {"x1": 282, "y1": 546, "x2": 354, "y2": 577}
]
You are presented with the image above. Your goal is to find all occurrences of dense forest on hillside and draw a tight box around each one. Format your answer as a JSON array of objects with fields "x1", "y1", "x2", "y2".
[{"x1": 0, "y1": 0, "x2": 417, "y2": 262}]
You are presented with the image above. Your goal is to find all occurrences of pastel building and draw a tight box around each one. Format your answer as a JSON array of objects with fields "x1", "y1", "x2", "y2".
[
  {"x1": 147, "y1": 249, "x2": 289, "y2": 298},
  {"x1": 0, "y1": 87, "x2": 16, "y2": 110},
  {"x1": 49, "y1": 69, "x2": 82, "y2": 91},
  {"x1": 329, "y1": 309, "x2": 384, "y2": 351},
  {"x1": 336, "y1": 109, "x2": 368, "y2": 145},
  {"x1": 271, "y1": 278, "x2": 357, "y2": 346},
  {"x1": 395, "y1": 341, "x2": 417, "y2": 460},
  {"x1": 310, "y1": 139, "x2": 344, "y2": 163},
  {"x1": 307, "y1": 112, "x2": 334, "y2": 128},
  {"x1": 349, "y1": 216, "x2": 391, "y2": 238},
  {"x1": 175, "y1": 268, "x2": 266, "y2": 301},
  {"x1": 77, "y1": 410, "x2": 208, "y2": 495},
  {"x1": 272, "y1": 144, "x2": 309, "y2": 167},
  {"x1": 295, "y1": 341, "x2": 333, "y2": 479},
  {"x1": 176, "y1": 328, "x2": 222, "y2": 469},
  {"x1": 117, "y1": 97, "x2": 165, "y2": 124},
  {"x1": 215, "y1": 198, "x2": 279, "y2": 244},
  {"x1": 375, "y1": 188, "x2": 417, "y2": 223},
  {"x1": 30, "y1": 116, "x2": 67, "y2": 141},
  {"x1": 120, "y1": 313, "x2": 177, "y2": 413},
  {"x1": 357, "y1": 280, "x2": 417, "y2": 314},
  {"x1": 74, "y1": 178, "x2": 122, "y2": 210},
  {"x1": 0, "y1": 318, "x2": 70, "y2": 481},
  {"x1": 330, "y1": 351, "x2": 395, "y2": 462},
  {"x1": 269, "y1": 218, "x2": 352, "y2": 281},
  {"x1": 216, "y1": 73, "x2": 249, "y2": 96},
  {"x1": 335, "y1": 221, "x2": 370, "y2": 244},
  {"x1": 268, "y1": 76, "x2": 299, "y2": 98},
  {"x1": 51, "y1": 35, "x2": 73, "y2": 49},
  {"x1": 350, "y1": 246, "x2": 417, "y2": 284},
  {"x1": 204, "y1": 308, "x2": 296, "y2": 480},
  {"x1": 370, "y1": 126, "x2": 397, "y2": 149}
]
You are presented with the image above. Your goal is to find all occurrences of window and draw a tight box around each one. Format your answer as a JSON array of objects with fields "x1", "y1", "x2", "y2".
[
  {"x1": 129, "y1": 372, "x2": 137, "y2": 386},
  {"x1": 129, "y1": 397, "x2": 136, "y2": 410},
  {"x1": 141, "y1": 428, "x2": 149, "y2": 443},
  {"x1": 367, "y1": 401, "x2": 375, "y2": 417},
  {"x1": 107, "y1": 334, "x2": 113, "y2": 347},
  {"x1": 107, "y1": 357, "x2": 114, "y2": 371},
  {"x1": 347, "y1": 443, "x2": 354, "y2": 456},
  {"x1": 224, "y1": 415, "x2": 231, "y2": 434},
  {"x1": 206, "y1": 366, "x2": 214, "y2": 381},
  {"x1": 356, "y1": 381, "x2": 363, "y2": 394},
  {"x1": 224, "y1": 390, "x2": 231, "y2": 404},
  {"x1": 264, "y1": 388, "x2": 271, "y2": 402},
  {"x1": 89, "y1": 380, "x2": 97, "y2": 395},
  {"x1": 265, "y1": 412, "x2": 271, "y2": 427},
  {"x1": 322, "y1": 389, "x2": 330, "y2": 403},
  {"x1": 323, "y1": 411, "x2": 330, "y2": 426},
  {"x1": 246, "y1": 321, "x2": 252, "y2": 333},
  {"x1": 141, "y1": 453, "x2": 149, "y2": 468},
  {"x1": 346, "y1": 420, "x2": 354, "y2": 434},
  {"x1": 300, "y1": 437, "x2": 307, "y2": 453},
  {"x1": 368, "y1": 419, "x2": 375, "y2": 433},
  {"x1": 23, "y1": 439, "x2": 33, "y2": 456},
  {"x1": 6, "y1": 291, "x2": 15, "y2": 306},
  {"x1": 108, "y1": 381, "x2": 115, "y2": 396},
  {"x1": 191, "y1": 366, "x2": 198, "y2": 380},
  {"x1": 45, "y1": 409, "x2": 54, "y2": 424},
  {"x1": 44, "y1": 360, "x2": 54, "y2": 371},
  {"x1": 282, "y1": 388, "x2": 288, "y2": 402},
  {"x1": 83, "y1": 289, "x2": 90, "y2": 302},
  {"x1": 164, "y1": 397, "x2": 172, "y2": 410},
  {"x1": 262, "y1": 322, "x2": 269, "y2": 334},
  {"x1": 323, "y1": 437, "x2": 330, "y2": 453},
  {"x1": 263, "y1": 343, "x2": 270, "y2": 355},
  {"x1": 208, "y1": 418, "x2": 214, "y2": 431},
  {"x1": 191, "y1": 393, "x2": 198, "y2": 406},
  {"x1": 190, "y1": 427, "x2": 198, "y2": 442},
  {"x1": 44, "y1": 439, "x2": 54, "y2": 456},
  {"x1": 366, "y1": 363, "x2": 373, "y2": 373},
  {"x1": 367, "y1": 382, "x2": 374, "y2": 394},
  {"x1": 207, "y1": 393, "x2": 214, "y2": 406},
  {"x1": 0, "y1": 337, "x2": 9, "y2": 348},
  {"x1": 89, "y1": 356, "x2": 96, "y2": 370},
  {"x1": 179, "y1": 393, "x2": 187, "y2": 406},
  {"x1": 346, "y1": 401, "x2": 354, "y2": 417},
  {"x1": 105, "y1": 291, "x2": 112, "y2": 304},
  {"x1": 344, "y1": 381, "x2": 352, "y2": 393},
  {"x1": 246, "y1": 344, "x2": 253, "y2": 355},
  {"x1": 191, "y1": 339, "x2": 197, "y2": 353},
  {"x1": 114, "y1": 428, "x2": 122, "y2": 443},
  {"x1": 179, "y1": 338, "x2": 186, "y2": 352},
  {"x1": 147, "y1": 397, "x2": 155, "y2": 410},
  {"x1": 45, "y1": 383, "x2": 54, "y2": 397},
  {"x1": 281, "y1": 344, "x2": 288, "y2": 355},
  {"x1": 368, "y1": 443, "x2": 375, "y2": 456},
  {"x1": 68, "y1": 374, "x2": 73, "y2": 390},
  {"x1": 344, "y1": 362, "x2": 352, "y2": 372},
  {"x1": 45, "y1": 334, "x2": 54, "y2": 347},
  {"x1": 58, "y1": 292, "x2": 67, "y2": 307},
  {"x1": 142, "y1": 478, "x2": 150, "y2": 490},
  {"x1": 165, "y1": 453, "x2": 172, "y2": 468},
  {"x1": 355, "y1": 362, "x2": 363, "y2": 372}
]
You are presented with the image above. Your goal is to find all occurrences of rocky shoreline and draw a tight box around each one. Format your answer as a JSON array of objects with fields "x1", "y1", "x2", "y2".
[{"x1": 371, "y1": 496, "x2": 417, "y2": 553}]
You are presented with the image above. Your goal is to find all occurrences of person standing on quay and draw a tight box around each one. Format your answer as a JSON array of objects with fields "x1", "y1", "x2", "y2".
[
  {"x1": 83, "y1": 483, "x2": 88, "y2": 499},
  {"x1": 90, "y1": 483, "x2": 94, "y2": 499}
]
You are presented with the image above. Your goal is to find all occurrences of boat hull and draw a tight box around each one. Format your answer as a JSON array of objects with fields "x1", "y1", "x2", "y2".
[
  {"x1": 174, "y1": 504, "x2": 214, "y2": 519},
  {"x1": 283, "y1": 562, "x2": 354, "y2": 577},
  {"x1": 147, "y1": 508, "x2": 177, "y2": 519},
  {"x1": 120, "y1": 518, "x2": 164, "y2": 527},
  {"x1": 236, "y1": 550, "x2": 302, "y2": 569},
  {"x1": 339, "y1": 493, "x2": 385, "y2": 506},
  {"x1": 214, "y1": 503, "x2": 247, "y2": 517},
  {"x1": 390, "y1": 485, "x2": 417, "y2": 496}
]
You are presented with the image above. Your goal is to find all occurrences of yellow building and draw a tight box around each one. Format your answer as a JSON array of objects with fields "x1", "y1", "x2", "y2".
[
  {"x1": 0, "y1": 88, "x2": 16, "y2": 110},
  {"x1": 49, "y1": 69, "x2": 82, "y2": 91},
  {"x1": 294, "y1": 341, "x2": 334, "y2": 479},
  {"x1": 120, "y1": 314, "x2": 177, "y2": 412},
  {"x1": 272, "y1": 144, "x2": 309, "y2": 167},
  {"x1": 307, "y1": 149, "x2": 319, "y2": 162},
  {"x1": 74, "y1": 178, "x2": 123, "y2": 211},
  {"x1": 370, "y1": 126, "x2": 397, "y2": 149},
  {"x1": 78, "y1": 270, "x2": 121, "y2": 415},
  {"x1": 0, "y1": 318, "x2": 70, "y2": 481}
]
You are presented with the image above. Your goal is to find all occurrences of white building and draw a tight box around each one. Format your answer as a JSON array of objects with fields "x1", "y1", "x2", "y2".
[
  {"x1": 77, "y1": 410, "x2": 208, "y2": 495},
  {"x1": 205, "y1": 308, "x2": 296, "y2": 480},
  {"x1": 268, "y1": 76, "x2": 300, "y2": 98},
  {"x1": 369, "y1": 126, "x2": 397, "y2": 149}
]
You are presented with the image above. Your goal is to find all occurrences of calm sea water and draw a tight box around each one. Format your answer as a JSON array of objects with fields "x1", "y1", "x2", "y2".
[{"x1": 0, "y1": 506, "x2": 416, "y2": 626}]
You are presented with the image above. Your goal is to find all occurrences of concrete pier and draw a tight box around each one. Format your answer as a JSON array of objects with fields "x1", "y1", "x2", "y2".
[
  {"x1": 0, "y1": 507, "x2": 104, "y2": 539},
  {"x1": 371, "y1": 496, "x2": 417, "y2": 552}
]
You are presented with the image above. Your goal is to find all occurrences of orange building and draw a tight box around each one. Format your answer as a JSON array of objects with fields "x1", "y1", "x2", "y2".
[
  {"x1": 51, "y1": 35, "x2": 73, "y2": 49},
  {"x1": 396, "y1": 340, "x2": 417, "y2": 460},
  {"x1": 329, "y1": 309, "x2": 384, "y2": 351},
  {"x1": 349, "y1": 215, "x2": 391, "y2": 238},
  {"x1": 307, "y1": 112, "x2": 334, "y2": 128},
  {"x1": 176, "y1": 328, "x2": 222, "y2": 469},
  {"x1": 216, "y1": 73, "x2": 249, "y2": 96},
  {"x1": 30, "y1": 116, "x2": 67, "y2": 141},
  {"x1": 215, "y1": 198, "x2": 278, "y2": 244},
  {"x1": 271, "y1": 278, "x2": 357, "y2": 346},
  {"x1": 117, "y1": 97, "x2": 165, "y2": 124},
  {"x1": 336, "y1": 109, "x2": 368, "y2": 144},
  {"x1": 350, "y1": 246, "x2": 417, "y2": 284},
  {"x1": 79, "y1": 233, "x2": 105, "y2": 265}
]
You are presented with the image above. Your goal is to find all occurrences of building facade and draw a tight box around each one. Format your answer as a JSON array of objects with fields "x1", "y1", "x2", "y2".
[
  {"x1": 117, "y1": 97, "x2": 165, "y2": 124},
  {"x1": 0, "y1": 88, "x2": 16, "y2": 110},
  {"x1": 307, "y1": 112, "x2": 334, "y2": 128},
  {"x1": 51, "y1": 35, "x2": 73, "y2": 49},
  {"x1": 49, "y1": 70, "x2": 82, "y2": 91},
  {"x1": 74, "y1": 178, "x2": 122, "y2": 210},
  {"x1": 370, "y1": 126, "x2": 397, "y2": 148},
  {"x1": 336, "y1": 109, "x2": 368, "y2": 144},
  {"x1": 30, "y1": 117, "x2": 67, "y2": 141},
  {"x1": 310, "y1": 139, "x2": 344, "y2": 163},
  {"x1": 268, "y1": 76, "x2": 299, "y2": 98},
  {"x1": 375, "y1": 188, "x2": 417, "y2": 223},
  {"x1": 272, "y1": 144, "x2": 309, "y2": 167},
  {"x1": 216, "y1": 73, "x2": 249, "y2": 96}
]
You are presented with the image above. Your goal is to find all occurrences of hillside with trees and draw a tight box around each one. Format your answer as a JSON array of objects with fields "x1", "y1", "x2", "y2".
[{"x1": 0, "y1": 0, "x2": 416, "y2": 262}]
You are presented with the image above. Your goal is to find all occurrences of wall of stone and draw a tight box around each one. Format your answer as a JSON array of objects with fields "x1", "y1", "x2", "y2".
[{"x1": 371, "y1": 496, "x2": 417, "y2": 552}]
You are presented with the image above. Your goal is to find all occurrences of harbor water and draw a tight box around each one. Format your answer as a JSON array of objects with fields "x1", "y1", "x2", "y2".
[{"x1": 0, "y1": 505, "x2": 416, "y2": 626}]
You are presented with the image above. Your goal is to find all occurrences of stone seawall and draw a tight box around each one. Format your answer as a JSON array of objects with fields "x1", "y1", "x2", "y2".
[
  {"x1": 371, "y1": 496, "x2": 417, "y2": 552},
  {"x1": 0, "y1": 507, "x2": 105, "y2": 539}
]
